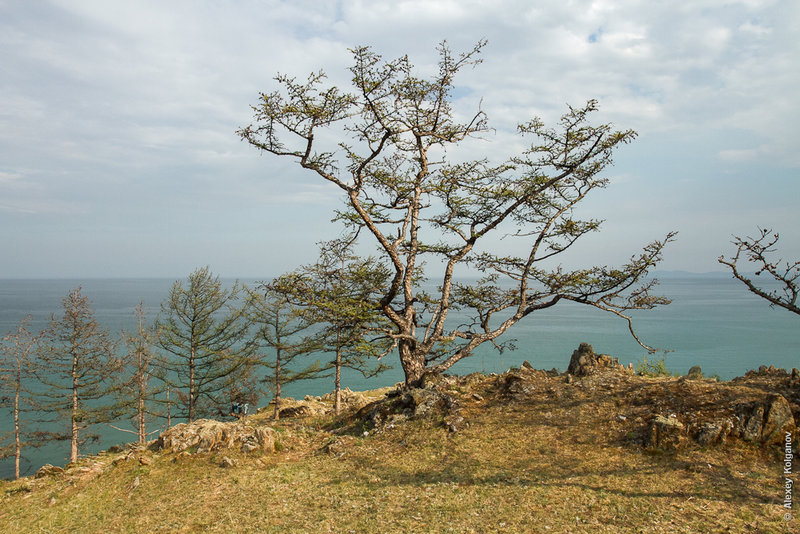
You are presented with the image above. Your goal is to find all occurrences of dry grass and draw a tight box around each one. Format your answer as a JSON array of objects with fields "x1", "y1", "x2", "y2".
[{"x1": 0, "y1": 373, "x2": 794, "y2": 533}]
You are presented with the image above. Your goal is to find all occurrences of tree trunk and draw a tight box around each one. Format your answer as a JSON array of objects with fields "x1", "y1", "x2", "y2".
[
  {"x1": 166, "y1": 385, "x2": 172, "y2": 428},
  {"x1": 71, "y1": 346, "x2": 79, "y2": 464},
  {"x1": 188, "y1": 346, "x2": 195, "y2": 422},
  {"x1": 398, "y1": 341, "x2": 426, "y2": 387},
  {"x1": 13, "y1": 366, "x2": 20, "y2": 480},
  {"x1": 334, "y1": 346, "x2": 342, "y2": 415},
  {"x1": 273, "y1": 350, "x2": 281, "y2": 421}
]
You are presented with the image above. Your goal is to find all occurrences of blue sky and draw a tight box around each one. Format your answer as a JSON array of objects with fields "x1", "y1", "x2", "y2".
[{"x1": 1, "y1": 0, "x2": 798, "y2": 278}]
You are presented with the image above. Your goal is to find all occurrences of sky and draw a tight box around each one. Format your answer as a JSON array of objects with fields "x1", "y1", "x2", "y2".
[{"x1": 1, "y1": 0, "x2": 798, "y2": 279}]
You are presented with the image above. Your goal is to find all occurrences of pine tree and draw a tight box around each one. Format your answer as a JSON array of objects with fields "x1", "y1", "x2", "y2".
[
  {"x1": 276, "y1": 238, "x2": 392, "y2": 414},
  {"x1": 36, "y1": 288, "x2": 119, "y2": 464},
  {"x1": 155, "y1": 267, "x2": 251, "y2": 422},
  {"x1": 244, "y1": 284, "x2": 323, "y2": 420},
  {"x1": 0, "y1": 316, "x2": 41, "y2": 479}
]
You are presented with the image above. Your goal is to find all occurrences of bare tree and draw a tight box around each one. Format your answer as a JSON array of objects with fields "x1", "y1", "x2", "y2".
[
  {"x1": 239, "y1": 41, "x2": 675, "y2": 386},
  {"x1": 36, "y1": 288, "x2": 120, "y2": 464},
  {"x1": 109, "y1": 303, "x2": 164, "y2": 445},
  {"x1": 719, "y1": 228, "x2": 799, "y2": 314},
  {"x1": 0, "y1": 317, "x2": 41, "y2": 479}
]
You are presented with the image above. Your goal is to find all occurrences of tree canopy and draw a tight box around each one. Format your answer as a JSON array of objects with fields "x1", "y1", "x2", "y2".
[{"x1": 238, "y1": 41, "x2": 675, "y2": 386}]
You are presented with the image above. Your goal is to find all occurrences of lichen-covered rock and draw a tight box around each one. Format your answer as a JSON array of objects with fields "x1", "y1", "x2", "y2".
[
  {"x1": 154, "y1": 419, "x2": 274, "y2": 454},
  {"x1": 695, "y1": 420, "x2": 733, "y2": 446},
  {"x1": 35, "y1": 464, "x2": 64, "y2": 478},
  {"x1": 761, "y1": 394, "x2": 795, "y2": 444},
  {"x1": 647, "y1": 415, "x2": 686, "y2": 450}
]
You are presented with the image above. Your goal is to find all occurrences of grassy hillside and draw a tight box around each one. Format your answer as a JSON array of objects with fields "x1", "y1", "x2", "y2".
[{"x1": 0, "y1": 369, "x2": 794, "y2": 533}]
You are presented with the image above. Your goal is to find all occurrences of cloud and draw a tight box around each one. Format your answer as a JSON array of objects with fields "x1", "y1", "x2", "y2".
[{"x1": 0, "y1": 0, "x2": 797, "y2": 276}]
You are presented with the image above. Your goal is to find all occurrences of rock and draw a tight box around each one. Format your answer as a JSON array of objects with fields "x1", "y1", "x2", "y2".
[
  {"x1": 734, "y1": 395, "x2": 796, "y2": 445},
  {"x1": 741, "y1": 404, "x2": 765, "y2": 442},
  {"x1": 521, "y1": 360, "x2": 534, "y2": 370},
  {"x1": 279, "y1": 405, "x2": 315, "y2": 418},
  {"x1": 35, "y1": 464, "x2": 64, "y2": 478},
  {"x1": 138, "y1": 456, "x2": 152, "y2": 466},
  {"x1": 155, "y1": 420, "x2": 275, "y2": 454},
  {"x1": 323, "y1": 436, "x2": 356, "y2": 457},
  {"x1": 762, "y1": 394, "x2": 795, "y2": 444},
  {"x1": 792, "y1": 368, "x2": 799, "y2": 380},
  {"x1": 647, "y1": 415, "x2": 686, "y2": 450},
  {"x1": 686, "y1": 366, "x2": 703, "y2": 380},
  {"x1": 355, "y1": 385, "x2": 456, "y2": 430},
  {"x1": 443, "y1": 413, "x2": 466, "y2": 433},
  {"x1": 567, "y1": 343, "x2": 628, "y2": 377},
  {"x1": 220, "y1": 456, "x2": 236, "y2": 468},
  {"x1": 695, "y1": 421, "x2": 733, "y2": 446}
]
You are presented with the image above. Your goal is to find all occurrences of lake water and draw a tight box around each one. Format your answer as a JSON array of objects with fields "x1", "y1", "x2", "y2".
[{"x1": 1, "y1": 274, "x2": 797, "y2": 478}]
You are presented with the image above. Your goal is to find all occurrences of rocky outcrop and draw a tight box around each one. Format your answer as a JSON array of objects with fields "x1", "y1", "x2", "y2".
[
  {"x1": 153, "y1": 419, "x2": 275, "y2": 454},
  {"x1": 686, "y1": 366, "x2": 703, "y2": 380},
  {"x1": 567, "y1": 342, "x2": 631, "y2": 377},
  {"x1": 35, "y1": 464, "x2": 64, "y2": 478},
  {"x1": 353, "y1": 375, "x2": 464, "y2": 433},
  {"x1": 733, "y1": 394, "x2": 795, "y2": 445}
]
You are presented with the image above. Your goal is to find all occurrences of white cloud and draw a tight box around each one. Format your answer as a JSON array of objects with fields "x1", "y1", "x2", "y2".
[{"x1": 0, "y1": 0, "x2": 797, "y2": 276}]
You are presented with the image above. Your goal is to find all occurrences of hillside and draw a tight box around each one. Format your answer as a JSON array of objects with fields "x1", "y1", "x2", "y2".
[{"x1": 0, "y1": 356, "x2": 797, "y2": 533}]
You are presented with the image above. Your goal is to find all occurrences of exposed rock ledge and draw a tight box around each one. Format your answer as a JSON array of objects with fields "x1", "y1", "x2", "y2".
[{"x1": 152, "y1": 419, "x2": 275, "y2": 454}]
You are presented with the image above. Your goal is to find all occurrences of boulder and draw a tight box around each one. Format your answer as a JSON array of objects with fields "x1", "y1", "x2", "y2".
[
  {"x1": 35, "y1": 464, "x2": 64, "y2": 478},
  {"x1": 154, "y1": 419, "x2": 275, "y2": 454},
  {"x1": 734, "y1": 394, "x2": 796, "y2": 445},
  {"x1": 567, "y1": 343, "x2": 629, "y2": 377},
  {"x1": 686, "y1": 366, "x2": 703, "y2": 380},
  {"x1": 762, "y1": 394, "x2": 795, "y2": 444},
  {"x1": 647, "y1": 415, "x2": 686, "y2": 450},
  {"x1": 695, "y1": 420, "x2": 733, "y2": 446},
  {"x1": 356, "y1": 386, "x2": 457, "y2": 430}
]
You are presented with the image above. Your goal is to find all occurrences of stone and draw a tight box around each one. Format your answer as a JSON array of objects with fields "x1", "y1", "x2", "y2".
[
  {"x1": 792, "y1": 368, "x2": 799, "y2": 380},
  {"x1": 567, "y1": 343, "x2": 628, "y2": 377},
  {"x1": 647, "y1": 415, "x2": 686, "y2": 450},
  {"x1": 696, "y1": 421, "x2": 733, "y2": 446},
  {"x1": 220, "y1": 456, "x2": 236, "y2": 468},
  {"x1": 279, "y1": 405, "x2": 314, "y2": 418},
  {"x1": 35, "y1": 464, "x2": 64, "y2": 478},
  {"x1": 155, "y1": 420, "x2": 275, "y2": 454},
  {"x1": 686, "y1": 366, "x2": 703, "y2": 380},
  {"x1": 443, "y1": 413, "x2": 466, "y2": 433},
  {"x1": 138, "y1": 456, "x2": 152, "y2": 466},
  {"x1": 761, "y1": 394, "x2": 795, "y2": 444}
]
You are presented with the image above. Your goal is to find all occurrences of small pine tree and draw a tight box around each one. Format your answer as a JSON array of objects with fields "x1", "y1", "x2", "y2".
[
  {"x1": 155, "y1": 267, "x2": 252, "y2": 422},
  {"x1": 243, "y1": 284, "x2": 323, "y2": 420},
  {"x1": 0, "y1": 316, "x2": 41, "y2": 479},
  {"x1": 35, "y1": 288, "x2": 120, "y2": 464}
]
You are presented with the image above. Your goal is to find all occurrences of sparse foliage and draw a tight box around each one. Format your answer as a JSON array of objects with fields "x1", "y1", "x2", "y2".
[
  {"x1": 109, "y1": 303, "x2": 164, "y2": 445},
  {"x1": 155, "y1": 267, "x2": 252, "y2": 422},
  {"x1": 244, "y1": 284, "x2": 324, "y2": 420},
  {"x1": 239, "y1": 41, "x2": 675, "y2": 385},
  {"x1": 274, "y1": 238, "x2": 393, "y2": 414},
  {"x1": 35, "y1": 288, "x2": 120, "y2": 464},
  {"x1": 0, "y1": 317, "x2": 41, "y2": 479},
  {"x1": 719, "y1": 228, "x2": 799, "y2": 315}
]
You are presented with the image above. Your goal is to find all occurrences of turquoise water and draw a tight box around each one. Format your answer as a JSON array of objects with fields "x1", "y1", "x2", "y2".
[{"x1": 0, "y1": 274, "x2": 797, "y2": 478}]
